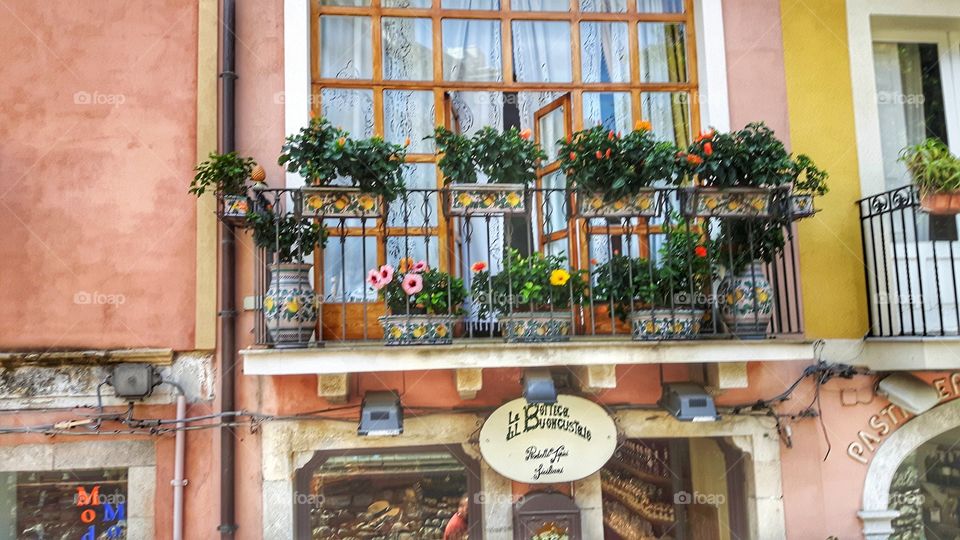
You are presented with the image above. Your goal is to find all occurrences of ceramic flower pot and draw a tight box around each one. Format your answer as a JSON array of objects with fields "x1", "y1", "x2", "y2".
[
  {"x1": 379, "y1": 314, "x2": 459, "y2": 346},
  {"x1": 500, "y1": 312, "x2": 572, "y2": 343},
  {"x1": 219, "y1": 194, "x2": 250, "y2": 222},
  {"x1": 577, "y1": 189, "x2": 659, "y2": 217},
  {"x1": 680, "y1": 187, "x2": 776, "y2": 218},
  {"x1": 788, "y1": 194, "x2": 816, "y2": 219},
  {"x1": 717, "y1": 261, "x2": 773, "y2": 338},
  {"x1": 263, "y1": 263, "x2": 318, "y2": 347},
  {"x1": 445, "y1": 184, "x2": 526, "y2": 215},
  {"x1": 301, "y1": 186, "x2": 381, "y2": 218},
  {"x1": 629, "y1": 308, "x2": 704, "y2": 341},
  {"x1": 920, "y1": 191, "x2": 960, "y2": 216}
]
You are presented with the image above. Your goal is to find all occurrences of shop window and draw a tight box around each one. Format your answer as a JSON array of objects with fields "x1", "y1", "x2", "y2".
[
  {"x1": 295, "y1": 446, "x2": 481, "y2": 539},
  {"x1": 0, "y1": 468, "x2": 128, "y2": 539},
  {"x1": 889, "y1": 424, "x2": 960, "y2": 537}
]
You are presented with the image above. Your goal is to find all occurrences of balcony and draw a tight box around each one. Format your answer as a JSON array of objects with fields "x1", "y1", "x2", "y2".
[{"x1": 240, "y1": 186, "x2": 814, "y2": 377}]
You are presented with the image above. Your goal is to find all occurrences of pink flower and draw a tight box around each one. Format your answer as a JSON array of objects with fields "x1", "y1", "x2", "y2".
[
  {"x1": 378, "y1": 264, "x2": 394, "y2": 284},
  {"x1": 412, "y1": 260, "x2": 428, "y2": 272},
  {"x1": 367, "y1": 269, "x2": 383, "y2": 290},
  {"x1": 401, "y1": 273, "x2": 424, "y2": 295}
]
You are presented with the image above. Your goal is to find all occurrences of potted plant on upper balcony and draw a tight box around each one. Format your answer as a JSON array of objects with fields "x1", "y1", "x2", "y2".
[
  {"x1": 471, "y1": 248, "x2": 587, "y2": 342},
  {"x1": 900, "y1": 138, "x2": 960, "y2": 215},
  {"x1": 559, "y1": 121, "x2": 677, "y2": 217},
  {"x1": 279, "y1": 117, "x2": 407, "y2": 218},
  {"x1": 190, "y1": 151, "x2": 258, "y2": 223},
  {"x1": 248, "y1": 207, "x2": 328, "y2": 347},
  {"x1": 435, "y1": 126, "x2": 545, "y2": 215},
  {"x1": 786, "y1": 154, "x2": 829, "y2": 219},
  {"x1": 678, "y1": 123, "x2": 794, "y2": 218},
  {"x1": 368, "y1": 258, "x2": 467, "y2": 346}
]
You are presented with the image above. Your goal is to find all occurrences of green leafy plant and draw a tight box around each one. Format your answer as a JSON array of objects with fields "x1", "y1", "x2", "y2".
[
  {"x1": 900, "y1": 138, "x2": 960, "y2": 195},
  {"x1": 434, "y1": 126, "x2": 545, "y2": 185},
  {"x1": 679, "y1": 123, "x2": 795, "y2": 188},
  {"x1": 558, "y1": 124, "x2": 678, "y2": 201},
  {"x1": 190, "y1": 152, "x2": 256, "y2": 197},
  {"x1": 246, "y1": 209, "x2": 328, "y2": 263},
  {"x1": 791, "y1": 154, "x2": 830, "y2": 197},
  {"x1": 470, "y1": 249, "x2": 587, "y2": 317},
  {"x1": 368, "y1": 259, "x2": 467, "y2": 315},
  {"x1": 591, "y1": 255, "x2": 658, "y2": 321},
  {"x1": 279, "y1": 117, "x2": 408, "y2": 201}
]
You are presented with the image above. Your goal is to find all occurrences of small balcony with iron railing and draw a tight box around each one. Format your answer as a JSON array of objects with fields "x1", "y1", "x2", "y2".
[{"x1": 238, "y1": 184, "x2": 812, "y2": 376}]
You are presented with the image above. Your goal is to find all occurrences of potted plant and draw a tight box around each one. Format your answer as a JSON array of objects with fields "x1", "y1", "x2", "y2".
[
  {"x1": 190, "y1": 151, "x2": 257, "y2": 222},
  {"x1": 627, "y1": 220, "x2": 713, "y2": 340},
  {"x1": 471, "y1": 248, "x2": 587, "y2": 342},
  {"x1": 590, "y1": 255, "x2": 656, "y2": 334},
  {"x1": 247, "y1": 208, "x2": 328, "y2": 347},
  {"x1": 714, "y1": 217, "x2": 784, "y2": 338},
  {"x1": 678, "y1": 123, "x2": 794, "y2": 218},
  {"x1": 559, "y1": 121, "x2": 676, "y2": 217},
  {"x1": 435, "y1": 126, "x2": 545, "y2": 215},
  {"x1": 900, "y1": 138, "x2": 960, "y2": 215},
  {"x1": 367, "y1": 258, "x2": 467, "y2": 346},
  {"x1": 786, "y1": 153, "x2": 829, "y2": 219},
  {"x1": 279, "y1": 117, "x2": 407, "y2": 218}
]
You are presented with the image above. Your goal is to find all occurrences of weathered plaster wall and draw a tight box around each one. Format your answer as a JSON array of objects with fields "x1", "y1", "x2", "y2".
[{"x1": 0, "y1": 1, "x2": 200, "y2": 350}]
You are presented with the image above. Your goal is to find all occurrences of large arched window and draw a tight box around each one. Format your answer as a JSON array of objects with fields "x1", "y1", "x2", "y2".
[{"x1": 889, "y1": 424, "x2": 960, "y2": 538}]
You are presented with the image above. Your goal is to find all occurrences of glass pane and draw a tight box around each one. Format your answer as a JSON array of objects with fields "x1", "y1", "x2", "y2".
[
  {"x1": 385, "y1": 90, "x2": 436, "y2": 153},
  {"x1": 638, "y1": 22, "x2": 687, "y2": 83},
  {"x1": 642, "y1": 92, "x2": 690, "y2": 146},
  {"x1": 513, "y1": 0, "x2": 569, "y2": 12},
  {"x1": 443, "y1": 20, "x2": 503, "y2": 81},
  {"x1": 384, "y1": 0, "x2": 430, "y2": 7},
  {"x1": 512, "y1": 21, "x2": 572, "y2": 83},
  {"x1": 581, "y1": 22, "x2": 630, "y2": 83},
  {"x1": 387, "y1": 236, "x2": 441, "y2": 270},
  {"x1": 11, "y1": 469, "x2": 128, "y2": 540},
  {"x1": 323, "y1": 235, "x2": 378, "y2": 302},
  {"x1": 637, "y1": 0, "x2": 683, "y2": 12},
  {"x1": 890, "y1": 425, "x2": 960, "y2": 538},
  {"x1": 321, "y1": 88, "x2": 375, "y2": 137},
  {"x1": 442, "y1": 0, "x2": 499, "y2": 9},
  {"x1": 542, "y1": 171, "x2": 568, "y2": 234},
  {"x1": 320, "y1": 0, "x2": 370, "y2": 6},
  {"x1": 580, "y1": 0, "x2": 626, "y2": 13},
  {"x1": 320, "y1": 16, "x2": 373, "y2": 79},
  {"x1": 538, "y1": 104, "x2": 567, "y2": 161},
  {"x1": 388, "y1": 164, "x2": 438, "y2": 227},
  {"x1": 382, "y1": 17, "x2": 433, "y2": 80},
  {"x1": 447, "y1": 91, "x2": 564, "y2": 136},
  {"x1": 583, "y1": 92, "x2": 632, "y2": 134}
]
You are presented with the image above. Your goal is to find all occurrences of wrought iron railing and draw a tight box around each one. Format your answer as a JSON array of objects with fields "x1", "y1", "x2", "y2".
[
  {"x1": 246, "y1": 186, "x2": 804, "y2": 346},
  {"x1": 859, "y1": 186, "x2": 960, "y2": 337}
]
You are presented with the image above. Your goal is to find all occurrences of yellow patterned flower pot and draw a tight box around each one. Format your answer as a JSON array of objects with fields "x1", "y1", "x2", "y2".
[
  {"x1": 301, "y1": 186, "x2": 382, "y2": 218},
  {"x1": 219, "y1": 194, "x2": 250, "y2": 223},
  {"x1": 576, "y1": 189, "x2": 659, "y2": 218},
  {"x1": 445, "y1": 184, "x2": 527, "y2": 215},
  {"x1": 500, "y1": 312, "x2": 572, "y2": 343},
  {"x1": 379, "y1": 314, "x2": 460, "y2": 346},
  {"x1": 680, "y1": 187, "x2": 776, "y2": 218}
]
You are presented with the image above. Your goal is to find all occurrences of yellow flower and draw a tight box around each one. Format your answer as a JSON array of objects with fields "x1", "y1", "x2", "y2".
[
  {"x1": 549, "y1": 269, "x2": 571, "y2": 286},
  {"x1": 358, "y1": 195, "x2": 375, "y2": 211},
  {"x1": 263, "y1": 297, "x2": 275, "y2": 312},
  {"x1": 506, "y1": 192, "x2": 522, "y2": 207},
  {"x1": 390, "y1": 326, "x2": 403, "y2": 338},
  {"x1": 285, "y1": 299, "x2": 300, "y2": 314},
  {"x1": 457, "y1": 193, "x2": 474, "y2": 207},
  {"x1": 413, "y1": 326, "x2": 426, "y2": 338},
  {"x1": 435, "y1": 325, "x2": 448, "y2": 337},
  {"x1": 334, "y1": 196, "x2": 349, "y2": 210}
]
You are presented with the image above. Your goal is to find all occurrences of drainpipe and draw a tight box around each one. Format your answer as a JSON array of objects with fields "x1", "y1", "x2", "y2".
[
  {"x1": 166, "y1": 381, "x2": 188, "y2": 540},
  {"x1": 218, "y1": 0, "x2": 238, "y2": 537}
]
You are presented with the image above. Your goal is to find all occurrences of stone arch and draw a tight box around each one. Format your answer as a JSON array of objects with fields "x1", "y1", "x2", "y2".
[{"x1": 860, "y1": 398, "x2": 960, "y2": 539}]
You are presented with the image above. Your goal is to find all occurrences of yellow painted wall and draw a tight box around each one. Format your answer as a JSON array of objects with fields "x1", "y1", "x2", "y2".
[
  {"x1": 195, "y1": 0, "x2": 219, "y2": 350},
  {"x1": 780, "y1": 0, "x2": 868, "y2": 339}
]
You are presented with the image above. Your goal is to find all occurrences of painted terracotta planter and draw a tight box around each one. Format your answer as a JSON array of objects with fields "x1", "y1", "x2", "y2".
[
  {"x1": 500, "y1": 312, "x2": 572, "y2": 343},
  {"x1": 219, "y1": 194, "x2": 250, "y2": 222},
  {"x1": 301, "y1": 186, "x2": 381, "y2": 218},
  {"x1": 629, "y1": 308, "x2": 704, "y2": 341},
  {"x1": 920, "y1": 191, "x2": 960, "y2": 216},
  {"x1": 445, "y1": 184, "x2": 526, "y2": 215},
  {"x1": 379, "y1": 314, "x2": 459, "y2": 346},
  {"x1": 680, "y1": 187, "x2": 776, "y2": 218},
  {"x1": 263, "y1": 263, "x2": 318, "y2": 347},
  {"x1": 788, "y1": 194, "x2": 816, "y2": 219},
  {"x1": 717, "y1": 261, "x2": 773, "y2": 338},
  {"x1": 577, "y1": 189, "x2": 659, "y2": 217}
]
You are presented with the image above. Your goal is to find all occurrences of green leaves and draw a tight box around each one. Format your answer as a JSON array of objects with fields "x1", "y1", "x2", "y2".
[
  {"x1": 434, "y1": 126, "x2": 545, "y2": 186},
  {"x1": 246, "y1": 210, "x2": 328, "y2": 263},
  {"x1": 681, "y1": 123, "x2": 805, "y2": 189},
  {"x1": 900, "y1": 138, "x2": 960, "y2": 195},
  {"x1": 190, "y1": 152, "x2": 256, "y2": 197},
  {"x1": 471, "y1": 248, "x2": 587, "y2": 317},
  {"x1": 382, "y1": 266, "x2": 467, "y2": 315}
]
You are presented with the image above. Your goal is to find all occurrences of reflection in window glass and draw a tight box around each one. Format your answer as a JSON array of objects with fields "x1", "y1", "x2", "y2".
[
  {"x1": 580, "y1": 0, "x2": 626, "y2": 13},
  {"x1": 321, "y1": 88, "x2": 375, "y2": 138},
  {"x1": 388, "y1": 164, "x2": 439, "y2": 228},
  {"x1": 512, "y1": 0, "x2": 569, "y2": 12},
  {"x1": 637, "y1": 0, "x2": 683, "y2": 12},
  {"x1": 320, "y1": 0, "x2": 371, "y2": 6},
  {"x1": 443, "y1": 20, "x2": 503, "y2": 82},
  {"x1": 383, "y1": 0, "x2": 430, "y2": 7},
  {"x1": 442, "y1": 0, "x2": 499, "y2": 9},
  {"x1": 890, "y1": 425, "x2": 960, "y2": 538},
  {"x1": 320, "y1": 16, "x2": 373, "y2": 79},
  {"x1": 383, "y1": 18, "x2": 433, "y2": 81},
  {"x1": 643, "y1": 92, "x2": 690, "y2": 146},
  {"x1": 538, "y1": 105, "x2": 567, "y2": 161},
  {"x1": 583, "y1": 92, "x2": 632, "y2": 134},
  {"x1": 581, "y1": 22, "x2": 630, "y2": 83},
  {"x1": 638, "y1": 22, "x2": 687, "y2": 83},
  {"x1": 301, "y1": 451, "x2": 472, "y2": 539},
  {"x1": 323, "y1": 235, "x2": 378, "y2": 302},
  {"x1": 385, "y1": 90, "x2": 436, "y2": 153},
  {"x1": 512, "y1": 21, "x2": 573, "y2": 83}
]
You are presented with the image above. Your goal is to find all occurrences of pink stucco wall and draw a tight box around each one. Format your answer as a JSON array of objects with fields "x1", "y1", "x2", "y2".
[{"x1": 0, "y1": 1, "x2": 200, "y2": 351}]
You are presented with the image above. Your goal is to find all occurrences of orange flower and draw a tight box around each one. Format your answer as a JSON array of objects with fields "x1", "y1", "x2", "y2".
[
  {"x1": 472, "y1": 261, "x2": 488, "y2": 273},
  {"x1": 565, "y1": 134, "x2": 572, "y2": 143},
  {"x1": 694, "y1": 245, "x2": 708, "y2": 258},
  {"x1": 605, "y1": 148, "x2": 612, "y2": 158},
  {"x1": 337, "y1": 137, "x2": 346, "y2": 147},
  {"x1": 569, "y1": 151, "x2": 577, "y2": 161},
  {"x1": 608, "y1": 131, "x2": 615, "y2": 141},
  {"x1": 696, "y1": 129, "x2": 716, "y2": 143},
  {"x1": 687, "y1": 154, "x2": 703, "y2": 166},
  {"x1": 703, "y1": 142, "x2": 713, "y2": 156},
  {"x1": 398, "y1": 257, "x2": 415, "y2": 273},
  {"x1": 595, "y1": 150, "x2": 603, "y2": 159},
  {"x1": 404, "y1": 137, "x2": 411, "y2": 147},
  {"x1": 519, "y1": 128, "x2": 532, "y2": 140},
  {"x1": 590, "y1": 258, "x2": 598, "y2": 266},
  {"x1": 635, "y1": 120, "x2": 653, "y2": 132}
]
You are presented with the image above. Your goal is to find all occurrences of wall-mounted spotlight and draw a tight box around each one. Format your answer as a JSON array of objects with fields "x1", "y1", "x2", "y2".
[
  {"x1": 660, "y1": 382, "x2": 719, "y2": 422},
  {"x1": 358, "y1": 391, "x2": 403, "y2": 436},
  {"x1": 878, "y1": 373, "x2": 940, "y2": 415},
  {"x1": 523, "y1": 368, "x2": 557, "y2": 404}
]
